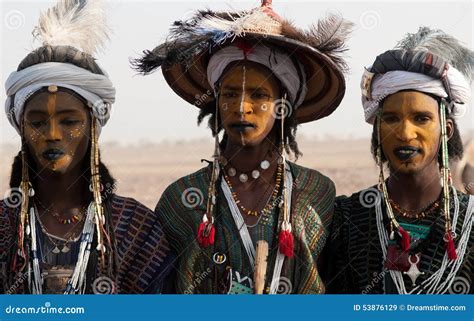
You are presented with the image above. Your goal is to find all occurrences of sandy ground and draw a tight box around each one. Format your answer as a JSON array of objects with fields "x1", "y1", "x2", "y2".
[{"x1": 1, "y1": 135, "x2": 472, "y2": 209}]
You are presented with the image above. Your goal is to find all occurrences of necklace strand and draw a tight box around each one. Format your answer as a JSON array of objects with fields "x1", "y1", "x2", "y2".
[{"x1": 222, "y1": 163, "x2": 283, "y2": 217}]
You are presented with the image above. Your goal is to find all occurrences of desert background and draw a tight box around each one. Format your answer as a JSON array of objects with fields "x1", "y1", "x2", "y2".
[
  {"x1": 1, "y1": 133, "x2": 472, "y2": 209},
  {"x1": 2, "y1": 0, "x2": 472, "y2": 206}
]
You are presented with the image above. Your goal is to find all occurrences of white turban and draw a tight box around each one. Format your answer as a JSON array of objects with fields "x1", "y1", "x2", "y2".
[
  {"x1": 361, "y1": 67, "x2": 471, "y2": 124},
  {"x1": 207, "y1": 44, "x2": 307, "y2": 108},
  {"x1": 5, "y1": 62, "x2": 116, "y2": 135}
]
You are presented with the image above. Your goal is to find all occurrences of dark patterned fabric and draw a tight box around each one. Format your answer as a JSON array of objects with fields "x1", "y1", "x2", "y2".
[
  {"x1": 371, "y1": 49, "x2": 447, "y2": 80},
  {"x1": 156, "y1": 162, "x2": 335, "y2": 294},
  {"x1": 325, "y1": 187, "x2": 473, "y2": 294},
  {"x1": 0, "y1": 195, "x2": 173, "y2": 294}
]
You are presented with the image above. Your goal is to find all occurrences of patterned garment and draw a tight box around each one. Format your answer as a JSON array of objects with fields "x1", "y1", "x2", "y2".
[
  {"x1": 156, "y1": 162, "x2": 335, "y2": 294},
  {"x1": 325, "y1": 187, "x2": 473, "y2": 294},
  {"x1": 0, "y1": 195, "x2": 173, "y2": 294}
]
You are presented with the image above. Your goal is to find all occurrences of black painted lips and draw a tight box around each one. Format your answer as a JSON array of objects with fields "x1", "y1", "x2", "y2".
[
  {"x1": 393, "y1": 146, "x2": 421, "y2": 161},
  {"x1": 42, "y1": 148, "x2": 65, "y2": 161}
]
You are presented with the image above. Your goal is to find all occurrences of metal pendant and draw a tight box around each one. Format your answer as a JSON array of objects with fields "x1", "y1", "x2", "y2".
[
  {"x1": 212, "y1": 252, "x2": 227, "y2": 265},
  {"x1": 61, "y1": 245, "x2": 70, "y2": 253},
  {"x1": 389, "y1": 230, "x2": 395, "y2": 240},
  {"x1": 52, "y1": 246, "x2": 61, "y2": 254},
  {"x1": 403, "y1": 254, "x2": 425, "y2": 286},
  {"x1": 228, "y1": 168, "x2": 236, "y2": 177}
]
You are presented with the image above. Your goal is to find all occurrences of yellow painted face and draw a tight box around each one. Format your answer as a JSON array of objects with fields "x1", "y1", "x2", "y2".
[
  {"x1": 218, "y1": 61, "x2": 280, "y2": 147},
  {"x1": 23, "y1": 88, "x2": 91, "y2": 174},
  {"x1": 380, "y1": 91, "x2": 442, "y2": 175}
]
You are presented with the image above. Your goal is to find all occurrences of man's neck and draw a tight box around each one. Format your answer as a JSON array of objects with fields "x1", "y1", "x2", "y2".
[
  {"x1": 34, "y1": 165, "x2": 90, "y2": 210},
  {"x1": 223, "y1": 136, "x2": 278, "y2": 171},
  {"x1": 387, "y1": 162, "x2": 442, "y2": 211}
]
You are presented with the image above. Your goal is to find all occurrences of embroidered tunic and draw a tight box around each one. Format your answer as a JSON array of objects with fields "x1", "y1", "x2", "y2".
[
  {"x1": 325, "y1": 188, "x2": 473, "y2": 294},
  {"x1": 0, "y1": 195, "x2": 173, "y2": 294},
  {"x1": 156, "y1": 162, "x2": 335, "y2": 294}
]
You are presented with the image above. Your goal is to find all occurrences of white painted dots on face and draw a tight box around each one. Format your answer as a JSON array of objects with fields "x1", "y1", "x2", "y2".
[
  {"x1": 70, "y1": 123, "x2": 85, "y2": 139},
  {"x1": 240, "y1": 132, "x2": 246, "y2": 146},
  {"x1": 29, "y1": 130, "x2": 41, "y2": 142},
  {"x1": 261, "y1": 104, "x2": 268, "y2": 112}
]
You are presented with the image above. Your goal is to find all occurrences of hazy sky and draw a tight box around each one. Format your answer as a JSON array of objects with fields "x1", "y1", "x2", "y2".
[{"x1": 1, "y1": 0, "x2": 473, "y2": 144}]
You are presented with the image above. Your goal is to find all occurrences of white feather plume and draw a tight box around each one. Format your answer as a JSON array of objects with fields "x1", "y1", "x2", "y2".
[
  {"x1": 198, "y1": 8, "x2": 280, "y2": 38},
  {"x1": 33, "y1": 0, "x2": 109, "y2": 56},
  {"x1": 174, "y1": 7, "x2": 281, "y2": 46}
]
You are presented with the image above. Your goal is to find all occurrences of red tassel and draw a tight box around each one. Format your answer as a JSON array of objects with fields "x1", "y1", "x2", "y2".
[
  {"x1": 445, "y1": 232, "x2": 457, "y2": 261},
  {"x1": 197, "y1": 222, "x2": 215, "y2": 247},
  {"x1": 278, "y1": 230, "x2": 294, "y2": 258},
  {"x1": 399, "y1": 227, "x2": 410, "y2": 252}
]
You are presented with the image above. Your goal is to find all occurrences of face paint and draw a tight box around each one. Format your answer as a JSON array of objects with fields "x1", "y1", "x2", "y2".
[
  {"x1": 239, "y1": 65, "x2": 246, "y2": 118},
  {"x1": 380, "y1": 91, "x2": 441, "y2": 175},
  {"x1": 218, "y1": 61, "x2": 280, "y2": 147},
  {"x1": 70, "y1": 123, "x2": 86, "y2": 139},
  {"x1": 240, "y1": 132, "x2": 246, "y2": 146},
  {"x1": 23, "y1": 87, "x2": 91, "y2": 175},
  {"x1": 240, "y1": 65, "x2": 246, "y2": 146}
]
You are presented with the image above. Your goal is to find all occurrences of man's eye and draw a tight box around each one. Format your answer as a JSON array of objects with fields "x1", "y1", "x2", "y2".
[
  {"x1": 414, "y1": 115, "x2": 430, "y2": 123},
  {"x1": 382, "y1": 116, "x2": 398, "y2": 123},
  {"x1": 223, "y1": 92, "x2": 238, "y2": 98},
  {"x1": 252, "y1": 92, "x2": 268, "y2": 99},
  {"x1": 30, "y1": 121, "x2": 45, "y2": 128},
  {"x1": 62, "y1": 119, "x2": 80, "y2": 126}
]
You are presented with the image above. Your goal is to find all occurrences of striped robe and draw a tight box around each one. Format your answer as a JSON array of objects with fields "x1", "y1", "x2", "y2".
[
  {"x1": 156, "y1": 162, "x2": 335, "y2": 294},
  {"x1": 0, "y1": 195, "x2": 173, "y2": 294}
]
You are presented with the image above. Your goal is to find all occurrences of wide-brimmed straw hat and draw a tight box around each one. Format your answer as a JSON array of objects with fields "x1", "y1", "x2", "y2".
[{"x1": 133, "y1": 0, "x2": 353, "y2": 123}]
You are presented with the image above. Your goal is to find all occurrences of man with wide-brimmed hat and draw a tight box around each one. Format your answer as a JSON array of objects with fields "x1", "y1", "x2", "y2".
[{"x1": 134, "y1": 0, "x2": 353, "y2": 294}]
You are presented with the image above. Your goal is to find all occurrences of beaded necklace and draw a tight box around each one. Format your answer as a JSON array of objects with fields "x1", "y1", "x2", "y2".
[{"x1": 222, "y1": 163, "x2": 283, "y2": 217}]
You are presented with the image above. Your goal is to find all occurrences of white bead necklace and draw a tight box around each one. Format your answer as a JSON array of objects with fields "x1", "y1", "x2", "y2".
[{"x1": 221, "y1": 157, "x2": 271, "y2": 183}]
